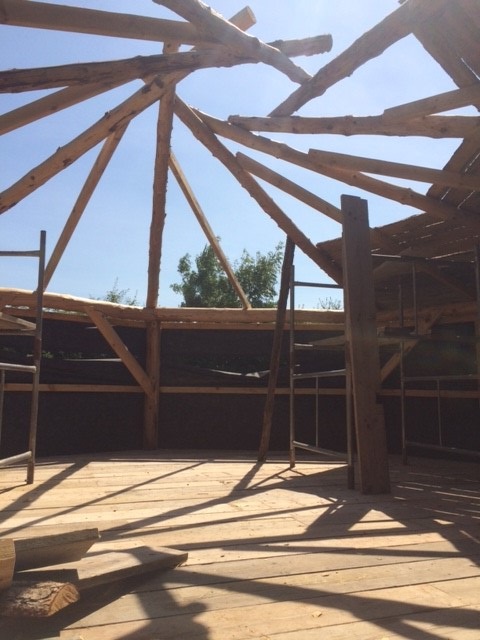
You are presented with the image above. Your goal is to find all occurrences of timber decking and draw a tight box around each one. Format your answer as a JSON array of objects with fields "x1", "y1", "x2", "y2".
[{"x1": 0, "y1": 451, "x2": 478, "y2": 639}]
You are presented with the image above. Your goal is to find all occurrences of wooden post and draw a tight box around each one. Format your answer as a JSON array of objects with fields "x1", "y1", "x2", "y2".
[
  {"x1": 258, "y1": 237, "x2": 295, "y2": 461},
  {"x1": 342, "y1": 195, "x2": 390, "y2": 494},
  {"x1": 144, "y1": 320, "x2": 160, "y2": 449}
]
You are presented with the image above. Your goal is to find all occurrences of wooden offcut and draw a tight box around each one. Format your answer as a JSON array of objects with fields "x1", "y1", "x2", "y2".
[
  {"x1": 0, "y1": 580, "x2": 79, "y2": 617},
  {"x1": 0, "y1": 539, "x2": 15, "y2": 591},
  {"x1": 13, "y1": 528, "x2": 100, "y2": 571},
  {"x1": 19, "y1": 540, "x2": 188, "y2": 592}
]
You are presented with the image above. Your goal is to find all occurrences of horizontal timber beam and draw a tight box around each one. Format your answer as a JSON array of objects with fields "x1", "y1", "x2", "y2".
[
  {"x1": 0, "y1": 0, "x2": 210, "y2": 45},
  {"x1": 229, "y1": 114, "x2": 478, "y2": 139}
]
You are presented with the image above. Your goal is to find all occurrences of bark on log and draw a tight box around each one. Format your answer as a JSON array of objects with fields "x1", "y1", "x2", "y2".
[
  {"x1": 0, "y1": 0, "x2": 208, "y2": 45},
  {"x1": 154, "y1": 0, "x2": 310, "y2": 83},
  {"x1": 269, "y1": 0, "x2": 450, "y2": 116},
  {"x1": 174, "y1": 98, "x2": 344, "y2": 283},
  {"x1": 229, "y1": 114, "x2": 478, "y2": 139},
  {"x1": 197, "y1": 110, "x2": 480, "y2": 230}
]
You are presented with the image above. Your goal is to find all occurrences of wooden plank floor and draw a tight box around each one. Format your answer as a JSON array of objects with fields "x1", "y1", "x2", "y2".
[{"x1": 0, "y1": 451, "x2": 479, "y2": 639}]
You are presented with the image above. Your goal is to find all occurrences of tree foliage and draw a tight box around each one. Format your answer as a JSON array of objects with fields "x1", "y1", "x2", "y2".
[
  {"x1": 171, "y1": 242, "x2": 284, "y2": 308},
  {"x1": 100, "y1": 278, "x2": 138, "y2": 306}
]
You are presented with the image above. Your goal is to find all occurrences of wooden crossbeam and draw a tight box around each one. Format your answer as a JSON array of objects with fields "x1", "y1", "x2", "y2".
[
  {"x1": 169, "y1": 153, "x2": 252, "y2": 309},
  {"x1": 154, "y1": 0, "x2": 310, "y2": 84},
  {"x1": 269, "y1": 0, "x2": 450, "y2": 116},
  {"x1": 237, "y1": 153, "x2": 343, "y2": 224},
  {"x1": 0, "y1": 83, "x2": 127, "y2": 135},
  {"x1": 383, "y1": 84, "x2": 480, "y2": 121},
  {"x1": 196, "y1": 110, "x2": 480, "y2": 230},
  {"x1": 44, "y1": 125, "x2": 128, "y2": 288},
  {"x1": 0, "y1": 50, "x2": 257, "y2": 93},
  {"x1": 0, "y1": 0, "x2": 208, "y2": 45},
  {"x1": 307, "y1": 148, "x2": 480, "y2": 191},
  {"x1": 229, "y1": 114, "x2": 478, "y2": 139},
  {"x1": 0, "y1": 78, "x2": 172, "y2": 215},
  {"x1": 174, "y1": 98, "x2": 343, "y2": 283},
  {"x1": 86, "y1": 307, "x2": 154, "y2": 398}
]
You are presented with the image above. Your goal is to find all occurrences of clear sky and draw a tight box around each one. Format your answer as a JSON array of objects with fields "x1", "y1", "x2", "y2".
[{"x1": 0, "y1": 1, "x2": 462, "y2": 308}]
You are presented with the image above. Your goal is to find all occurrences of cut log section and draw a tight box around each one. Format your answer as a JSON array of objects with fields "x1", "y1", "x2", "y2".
[{"x1": 0, "y1": 580, "x2": 79, "y2": 617}]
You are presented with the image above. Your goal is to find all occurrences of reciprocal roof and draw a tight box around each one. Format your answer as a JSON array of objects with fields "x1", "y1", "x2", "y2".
[{"x1": 0, "y1": 0, "x2": 479, "y2": 317}]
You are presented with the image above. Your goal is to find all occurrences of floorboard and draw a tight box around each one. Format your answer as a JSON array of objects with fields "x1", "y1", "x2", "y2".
[{"x1": 0, "y1": 451, "x2": 478, "y2": 639}]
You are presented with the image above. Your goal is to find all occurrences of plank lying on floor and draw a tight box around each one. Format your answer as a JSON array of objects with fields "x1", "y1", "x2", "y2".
[
  {"x1": 0, "y1": 538, "x2": 15, "y2": 591},
  {"x1": 13, "y1": 528, "x2": 100, "y2": 571},
  {"x1": 17, "y1": 539, "x2": 188, "y2": 591}
]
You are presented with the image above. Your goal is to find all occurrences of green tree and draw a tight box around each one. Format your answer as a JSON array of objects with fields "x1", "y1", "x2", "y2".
[
  {"x1": 99, "y1": 278, "x2": 138, "y2": 306},
  {"x1": 171, "y1": 242, "x2": 284, "y2": 308}
]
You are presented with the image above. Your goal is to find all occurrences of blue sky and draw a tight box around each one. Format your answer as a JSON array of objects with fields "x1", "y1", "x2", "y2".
[{"x1": 0, "y1": 1, "x2": 461, "y2": 308}]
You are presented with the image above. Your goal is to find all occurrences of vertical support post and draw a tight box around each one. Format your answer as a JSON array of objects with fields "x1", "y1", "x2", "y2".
[
  {"x1": 143, "y1": 320, "x2": 160, "y2": 450},
  {"x1": 27, "y1": 229, "x2": 46, "y2": 484},
  {"x1": 474, "y1": 245, "x2": 480, "y2": 410},
  {"x1": 341, "y1": 195, "x2": 390, "y2": 494},
  {"x1": 258, "y1": 237, "x2": 294, "y2": 461},
  {"x1": 289, "y1": 264, "x2": 296, "y2": 468}
]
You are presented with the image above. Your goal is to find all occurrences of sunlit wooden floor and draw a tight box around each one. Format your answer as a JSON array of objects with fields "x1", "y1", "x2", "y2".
[{"x1": 0, "y1": 450, "x2": 479, "y2": 639}]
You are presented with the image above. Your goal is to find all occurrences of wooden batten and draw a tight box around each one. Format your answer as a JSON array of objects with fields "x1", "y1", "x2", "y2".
[{"x1": 13, "y1": 529, "x2": 100, "y2": 572}]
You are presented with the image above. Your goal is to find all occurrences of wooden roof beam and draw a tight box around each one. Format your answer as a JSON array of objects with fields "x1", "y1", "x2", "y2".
[
  {"x1": 174, "y1": 98, "x2": 343, "y2": 284},
  {"x1": 307, "y1": 148, "x2": 480, "y2": 191},
  {"x1": 269, "y1": 0, "x2": 450, "y2": 116},
  {"x1": 236, "y1": 152, "x2": 343, "y2": 224},
  {"x1": 147, "y1": 88, "x2": 175, "y2": 310},
  {"x1": 0, "y1": 49, "x2": 262, "y2": 93},
  {"x1": 86, "y1": 307, "x2": 154, "y2": 398},
  {"x1": 229, "y1": 114, "x2": 478, "y2": 139},
  {"x1": 0, "y1": 77, "x2": 173, "y2": 214},
  {"x1": 44, "y1": 125, "x2": 129, "y2": 289},
  {"x1": 0, "y1": 0, "x2": 210, "y2": 45},
  {"x1": 196, "y1": 110, "x2": 480, "y2": 230},
  {"x1": 383, "y1": 84, "x2": 480, "y2": 122},
  {"x1": 0, "y1": 82, "x2": 127, "y2": 135},
  {"x1": 153, "y1": 0, "x2": 311, "y2": 84},
  {"x1": 269, "y1": 35, "x2": 332, "y2": 58},
  {"x1": 169, "y1": 153, "x2": 252, "y2": 310}
]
